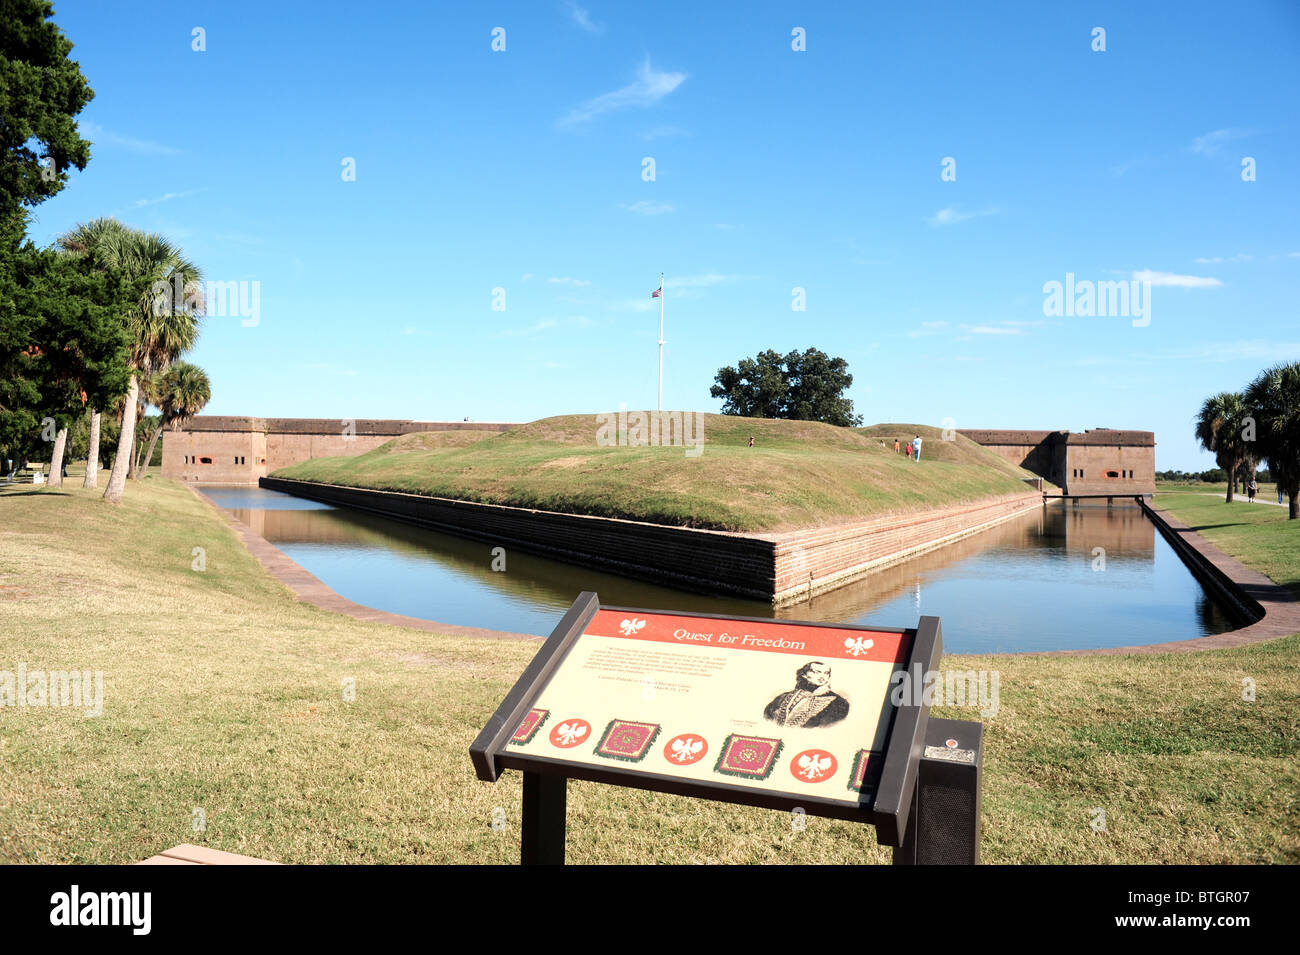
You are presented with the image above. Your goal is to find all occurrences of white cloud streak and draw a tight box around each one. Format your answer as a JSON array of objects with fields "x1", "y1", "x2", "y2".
[
  {"x1": 560, "y1": 59, "x2": 687, "y2": 126},
  {"x1": 927, "y1": 206, "x2": 999, "y2": 227},
  {"x1": 1132, "y1": 269, "x2": 1223, "y2": 288},
  {"x1": 565, "y1": 1, "x2": 601, "y2": 33}
]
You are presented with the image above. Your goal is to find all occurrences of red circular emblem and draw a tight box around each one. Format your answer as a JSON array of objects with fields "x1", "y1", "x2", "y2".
[
  {"x1": 790, "y1": 748, "x2": 838, "y2": 783},
  {"x1": 549, "y1": 718, "x2": 591, "y2": 748},
  {"x1": 663, "y1": 733, "x2": 708, "y2": 765},
  {"x1": 946, "y1": 738, "x2": 958, "y2": 748}
]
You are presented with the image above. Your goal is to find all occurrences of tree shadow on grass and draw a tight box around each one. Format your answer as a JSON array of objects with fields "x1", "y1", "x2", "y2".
[{"x1": 0, "y1": 489, "x2": 72, "y2": 497}]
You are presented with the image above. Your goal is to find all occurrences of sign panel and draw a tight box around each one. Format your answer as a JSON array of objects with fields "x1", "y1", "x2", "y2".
[{"x1": 501, "y1": 607, "x2": 913, "y2": 806}]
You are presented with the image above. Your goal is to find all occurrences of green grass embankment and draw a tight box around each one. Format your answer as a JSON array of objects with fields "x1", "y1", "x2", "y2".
[
  {"x1": 1154, "y1": 483, "x2": 1300, "y2": 598},
  {"x1": 272, "y1": 414, "x2": 1038, "y2": 532}
]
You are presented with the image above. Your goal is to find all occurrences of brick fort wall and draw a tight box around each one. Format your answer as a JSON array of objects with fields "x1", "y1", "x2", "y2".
[{"x1": 163, "y1": 417, "x2": 514, "y2": 485}]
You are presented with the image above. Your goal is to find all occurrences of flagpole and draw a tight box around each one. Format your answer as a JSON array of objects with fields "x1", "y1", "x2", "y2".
[{"x1": 658, "y1": 271, "x2": 664, "y2": 411}]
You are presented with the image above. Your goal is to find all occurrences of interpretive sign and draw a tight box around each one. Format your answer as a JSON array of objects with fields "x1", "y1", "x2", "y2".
[{"x1": 471, "y1": 592, "x2": 978, "y2": 864}]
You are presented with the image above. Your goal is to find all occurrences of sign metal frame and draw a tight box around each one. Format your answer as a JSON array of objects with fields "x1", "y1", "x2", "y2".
[{"x1": 471, "y1": 593, "x2": 945, "y2": 859}]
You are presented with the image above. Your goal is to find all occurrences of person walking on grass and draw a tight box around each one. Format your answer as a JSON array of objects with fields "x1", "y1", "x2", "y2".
[
  {"x1": 1248, "y1": 478, "x2": 1258, "y2": 503},
  {"x1": 894, "y1": 438, "x2": 901, "y2": 454},
  {"x1": 748, "y1": 436, "x2": 754, "y2": 448},
  {"x1": 1280, "y1": 485, "x2": 1285, "y2": 505},
  {"x1": 912, "y1": 434, "x2": 922, "y2": 462}
]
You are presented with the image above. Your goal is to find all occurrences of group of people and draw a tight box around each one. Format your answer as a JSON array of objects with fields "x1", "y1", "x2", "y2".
[
  {"x1": 1244, "y1": 478, "x2": 1286, "y2": 505},
  {"x1": 892, "y1": 435, "x2": 923, "y2": 461}
]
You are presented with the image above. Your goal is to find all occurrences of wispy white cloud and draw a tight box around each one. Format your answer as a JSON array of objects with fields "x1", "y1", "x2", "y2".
[
  {"x1": 963, "y1": 324, "x2": 1021, "y2": 335},
  {"x1": 547, "y1": 276, "x2": 591, "y2": 287},
  {"x1": 564, "y1": 1, "x2": 601, "y2": 33},
  {"x1": 1132, "y1": 269, "x2": 1223, "y2": 288},
  {"x1": 1190, "y1": 128, "x2": 1250, "y2": 156},
  {"x1": 560, "y1": 59, "x2": 687, "y2": 126},
  {"x1": 927, "y1": 206, "x2": 999, "y2": 227},
  {"x1": 131, "y1": 187, "x2": 207, "y2": 208},
  {"x1": 81, "y1": 122, "x2": 183, "y2": 156},
  {"x1": 623, "y1": 199, "x2": 674, "y2": 215},
  {"x1": 1194, "y1": 254, "x2": 1252, "y2": 265}
]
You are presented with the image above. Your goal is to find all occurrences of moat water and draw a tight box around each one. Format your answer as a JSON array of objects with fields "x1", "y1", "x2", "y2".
[{"x1": 203, "y1": 487, "x2": 1238, "y2": 653}]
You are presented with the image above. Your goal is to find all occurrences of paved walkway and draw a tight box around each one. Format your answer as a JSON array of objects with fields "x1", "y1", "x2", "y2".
[
  {"x1": 1196, "y1": 492, "x2": 1287, "y2": 507},
  {"x1": 138, "y1": 844, "x2": 279, "y2": 865}
]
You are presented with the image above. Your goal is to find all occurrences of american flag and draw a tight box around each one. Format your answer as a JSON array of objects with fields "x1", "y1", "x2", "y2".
[{"x1": 651, "y1": 286, "x2": 661, "y2": 298}]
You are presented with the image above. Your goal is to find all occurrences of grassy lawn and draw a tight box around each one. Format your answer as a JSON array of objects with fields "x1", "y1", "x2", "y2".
[
  {"x1": 272, "y1": 414, "x2": 1037, "y2": 532},
  {"x1": 1, "y1": 478, "x2": 1296, "y2": 863},
  {"x1": 1155, "y1": 483, "x2": 1300, "y2": 597}
]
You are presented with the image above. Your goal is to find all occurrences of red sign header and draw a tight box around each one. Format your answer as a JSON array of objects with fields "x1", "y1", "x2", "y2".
[{"x1": 584, "y1": 609, "x2": 911, "y2": 665}]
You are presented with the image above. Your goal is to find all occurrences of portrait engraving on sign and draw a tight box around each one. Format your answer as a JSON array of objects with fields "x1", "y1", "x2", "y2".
[
  {"x1": 764, "y1": 661, "x2": 850, "y2": 727},
  {"x1": 507, "y1": 609, "x2": 913, "y2": 806}
]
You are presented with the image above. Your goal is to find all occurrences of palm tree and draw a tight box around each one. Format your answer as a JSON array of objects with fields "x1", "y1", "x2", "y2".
[
  {"x1": 57, "y1": 220, "x2": 204, "y2": 503},
  {"x1": 57, "y1": 218, "x2": 125, "y2": 490},
  {"x1": 130, "y1": 368, "x2": 159, "y2": 478},
  {"x1": 1194, "y1": 392, "x2": 1250, "y2": 503},
  {"x1": 137, "y1": 361, "x2": 211, "y2": 478},
  {"x1": 1243, "y1": 362, "x2": 1300, "y2": 520}
]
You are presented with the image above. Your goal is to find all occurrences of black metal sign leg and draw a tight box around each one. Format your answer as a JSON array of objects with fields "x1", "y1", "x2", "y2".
[
  {"x1": 892, "y1": 717, "x2": 982, "y2": 865},
  {"x1": 521, "y1": 771, "x2": 567, "y2": 865}
]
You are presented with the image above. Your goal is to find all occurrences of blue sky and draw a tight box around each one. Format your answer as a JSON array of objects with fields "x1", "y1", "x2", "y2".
[{"x1": 26, "y1": 1, "x2": 1300, "y2": 470}]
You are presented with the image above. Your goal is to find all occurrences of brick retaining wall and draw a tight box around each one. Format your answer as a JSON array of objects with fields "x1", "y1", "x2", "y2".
[
  {"x1": 260, "y1": 477, "x2": 1042, "y2": 604},
  {"x1": 770, "y1": 493, "x2": 1044, "y2": 603}
]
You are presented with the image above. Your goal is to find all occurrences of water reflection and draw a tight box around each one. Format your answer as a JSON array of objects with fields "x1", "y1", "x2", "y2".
[{"x1": 201, "y1": 488, "x2": 1238, "y2": 653}]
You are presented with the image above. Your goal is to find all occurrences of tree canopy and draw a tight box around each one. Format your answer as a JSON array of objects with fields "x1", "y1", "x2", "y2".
[
  {"x1": 0, "y1": 0, "x2": 117, "y2": 464},
  {"x1": 0, "y1": 0, "x2": 94, "y2": 218},
  {"x1": 1243, "y1": 361, "x2": 1300, "y2": 519},
  {"x1": 710, "y1": 347, "x2": 863, "y2": 427},
  {"x1": 1194, "y1": 391, "x2": 1252, "y2": 504}
]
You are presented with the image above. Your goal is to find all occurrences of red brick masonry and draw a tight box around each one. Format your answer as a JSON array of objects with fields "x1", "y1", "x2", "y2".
[{"x1": 259, "y1": 477, "x2": 1043, "y2": 605}]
